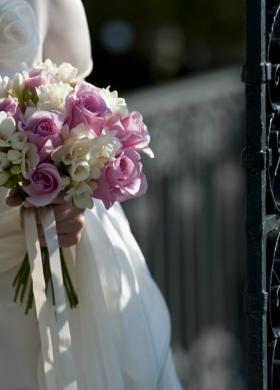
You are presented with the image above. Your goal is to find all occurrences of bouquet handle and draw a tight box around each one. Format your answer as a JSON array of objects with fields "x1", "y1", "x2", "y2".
[{"x1": 24, "y1": 208, "x2": 78, "y2": 390}]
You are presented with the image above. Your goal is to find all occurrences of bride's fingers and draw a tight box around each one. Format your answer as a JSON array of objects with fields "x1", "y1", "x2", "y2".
[
  {"x1": 52, "y1": 203, "x2": 85, "y2": 222},
  {"x1": 19, "y1": 198, "x2": 85, "y2": 247},
  {"x1": 55, "y1": 214, "x2": 85, "y2": 234},
  {"x1": 58, "y1": 232, "x2": 83, "y2": 247},
  {"x1": 6, "y1": 190, "x2": 24, "y2": 207},
  {"x1": 37, "y1": 215, "x2": 85, "y2": 235},
  {"x1": 20, "y1": 205, "x2": 85, "y2": 234},
  {"x1": 37, "y1": 214, "x2": 85, "y2": 235},
  {"x1": 37, "y1": 230, "x2": 83, "y2": 247},
  {"x1": 51, "y1": 194, "x2": 68, "y2": 205},
  {"x1": 34, "y1": 205, "x2": 85, "y2": 224}
]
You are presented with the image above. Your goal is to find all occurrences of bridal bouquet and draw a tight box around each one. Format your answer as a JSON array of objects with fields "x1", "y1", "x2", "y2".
[{"x1": 0, "y1": 59, "x2": 153, "y2": 313}]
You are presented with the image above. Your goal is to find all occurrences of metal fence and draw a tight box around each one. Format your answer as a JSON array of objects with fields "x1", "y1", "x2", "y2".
[
  {"x1": 123, "y1": 67, "x2": 245, "y2": 376},
  {"x1": 243, "y1": 1, "x2": 280, "y2": 389}
]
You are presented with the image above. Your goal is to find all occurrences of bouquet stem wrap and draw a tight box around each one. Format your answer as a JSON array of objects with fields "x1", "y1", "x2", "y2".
[{"x1": 23, "y1": 207, "x2": 78, "y2": 390}]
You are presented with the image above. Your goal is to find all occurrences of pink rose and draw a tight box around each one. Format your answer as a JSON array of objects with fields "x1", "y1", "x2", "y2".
[
  {"x1": 93, "y1": 149, "x2": 147, "y2": 209},
  {"x1": 23, "y1": 163, "x2": 62, "y2": 207},
  {"x1": 65, "y1": 81, "x2": 111, "y2": 134},
  {"x1": 0, "y1": 97, "x2": 21, "y2": 122},
  {"x1": 24, "y1": 68, "x2": 58, "y2": 93},
  {"x1": 105, "y1": 112, "x2": 153, "y2": 157},
  {"x1": 21, "y1": 110, "x2": 63, "y2": 161}
]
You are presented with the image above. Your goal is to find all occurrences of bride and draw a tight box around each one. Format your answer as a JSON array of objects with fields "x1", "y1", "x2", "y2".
[{"x1": 0, "y1": 0, "x2": 182, "y2": 389}]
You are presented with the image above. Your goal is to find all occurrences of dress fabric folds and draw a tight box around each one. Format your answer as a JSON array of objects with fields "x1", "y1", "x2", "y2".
[{"x1": 0, "y1": 0, "x2": 181, "y2": 389}]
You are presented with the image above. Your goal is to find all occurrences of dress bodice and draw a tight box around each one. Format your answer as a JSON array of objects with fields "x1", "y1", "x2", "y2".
[
  {"x1": 0, "y1": 0, "x2": 92, "y2": 78},
  {"x1": 0, "y1": 0, "x2": 93, "y2": 266}
]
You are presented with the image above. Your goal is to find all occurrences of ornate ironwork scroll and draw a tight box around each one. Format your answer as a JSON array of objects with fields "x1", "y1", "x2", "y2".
[{"x1": 244, "y1": 0, "x2": 280, "y2": 388}]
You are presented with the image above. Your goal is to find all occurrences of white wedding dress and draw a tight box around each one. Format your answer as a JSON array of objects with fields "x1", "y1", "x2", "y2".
[{"x1": 0, "y1": 1, "x2": 181, "y2": 389}]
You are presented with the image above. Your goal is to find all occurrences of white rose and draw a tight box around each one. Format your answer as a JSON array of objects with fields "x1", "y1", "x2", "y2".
[
  {"x1": 36, "y1": 82, "x2": 72, "y2": 112},
  {"x1": 69, "y1": 160, "x2": 90, "y2": 182},
  {"x1": 57, "y1": 63, "x2": 78, "y2": 83},
  {"x1": 21, "y1": 143, "x2": 39, "y2": 179},
  {"x1": 34, "y1": 59, "x2": 78, "y2": 84},
  {"x1": 92, "y1": 132, "x2": 121, "y2": 159},
  {"x1": 33, "y1": 59, "x2": 58, "y2": 75},
  {"x1": 86, "y1": 132, "x2": 121, "y2": 179},
  {"x1": 65, "y1": 182, "x2": 93, "y2": 209},
  {"x1": 0, "y1": 0, "x2": 39, "y2": 72},
  {"x1": 99, "y1": 87, "x2": 128, "y2": 115}
]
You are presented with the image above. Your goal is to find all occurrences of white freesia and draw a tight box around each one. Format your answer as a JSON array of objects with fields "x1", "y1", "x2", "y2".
[
  {"x1": 88, "y1": 164, "x2": 102, "y2": 180},
  {"x1": 0, "y1": 152, "x2": 9, "y2": 171},
  {"x1": 61, "y1": 176, "x2": 71, "y2": 189},
  {"x1": 52, "y1": 129, "x2": 120, "y2": 182},
  {"x1": 7, "y1": 149, "x2": 21, "y2": 164},
  {"x1": 91, "y1": 131, "x2": 121, "y2": 159},
  {"x1": 89, "y1": 130, "x2": 121, "y2": 179},
  {"x1": 10, "y1": 131, "x2": 27, "y2": 150},
  {"x1": 0, "y1": 112, "x2": 16, "y2": 147},
  {"x1": 70, "y1": 124, "x2": 95, "y2": 140},
  {"x1": 21, "y1": 143, "x2": 39, "y2": 179},
  {"x1": 34, "y1": 59, "x2": 78, "y2": 83},
  {"x1": 65, "y1": 182, "x2": 93, "y2": 209},
  {"x1": 11, "y1": 73, "x2": 25, "y2": 97},
  {"x1": 0, "y1": 0, "x2": 39, "y2": 72},
  {"x1": 57, "y1": 62, "x2": 78, "y2": 83},
  {"x1": 88, "y1": 131, "x2": 121, "y2": 178},
  {"x1": 69, "y1": 160, "x2": 90, "y2": 182},
  {"x1": 60, "y1": 123, "x2": 95, "y2": 142},
  {"x1": 0, "y1": 172, "x2": 9, "y2": 185},
  {"x1": 33, "y1": 59, "x2": 58, "y2": 74},
  {"x1": 99, "y1": 87, "x2": 128, "y2": 115},
  {"x1": 36, "y1": 82, "x2": 72, "y2": 112},
  {"x1": 0, "y1": 76, "x2": 11, "y2": 97},
  {"x1": 52, "y1": 137, "x2": 92, "y2": 166}
]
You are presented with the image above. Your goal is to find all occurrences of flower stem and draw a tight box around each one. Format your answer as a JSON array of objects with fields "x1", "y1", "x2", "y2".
[
  {"x1": 25, "y1": 281, "x2": 34, "y2": 315},
  {"x1": 14, "y1": 248, "x2": 79, "y2": 314},
  {"x1": 20, "y1": 260, "x2": 30, "y2": 303},
  {"x1": 60, "y1": 249, "x2": 79, "y2": 307}
]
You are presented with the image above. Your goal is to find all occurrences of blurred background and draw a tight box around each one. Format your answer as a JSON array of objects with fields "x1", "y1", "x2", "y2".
[{"x1": 82, "y1": 0, "x2": 246, "y2": 388}]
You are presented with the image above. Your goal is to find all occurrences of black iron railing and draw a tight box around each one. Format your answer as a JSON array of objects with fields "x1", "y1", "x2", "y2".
[{"x1": 244, "y1": 1, "x2": 280, "y2": 388}]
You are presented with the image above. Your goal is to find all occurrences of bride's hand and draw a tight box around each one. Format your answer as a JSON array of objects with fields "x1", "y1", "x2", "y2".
[{"x1": 6, "y1": 191, "x2": 85, "y2": 247}]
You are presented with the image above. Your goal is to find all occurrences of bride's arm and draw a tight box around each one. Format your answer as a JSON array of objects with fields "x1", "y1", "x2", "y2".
[
  {"x1": 6, "y1": 193, "x2": 85, "y2": 248},
  {"x1": 43, "y1": 0, "x2": 93, "y2": 79}
]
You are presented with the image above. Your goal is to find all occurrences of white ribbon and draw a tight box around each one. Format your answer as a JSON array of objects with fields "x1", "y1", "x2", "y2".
[{"x1": 24, "y1": 207, "x2": 78, "y2": 390}]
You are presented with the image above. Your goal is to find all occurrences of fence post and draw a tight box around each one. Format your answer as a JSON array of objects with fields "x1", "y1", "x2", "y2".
[{"x1": 244, "y1": 1, "x2": 280, "y2": 388}]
